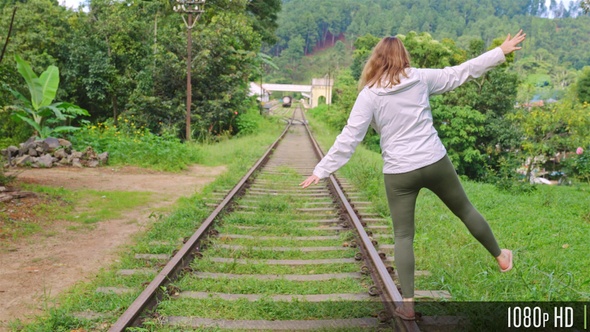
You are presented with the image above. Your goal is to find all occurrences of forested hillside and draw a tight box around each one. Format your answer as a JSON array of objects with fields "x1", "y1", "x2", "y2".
[
  {"x1": 267, "y1": 0, "x2": 590, "y2": 85},
  {"x1": 1, "y1": 0, "x2": 589, "y2": 185},
  {"x1": 265, "y1": 0, "x2": 590, "y2": 184}
]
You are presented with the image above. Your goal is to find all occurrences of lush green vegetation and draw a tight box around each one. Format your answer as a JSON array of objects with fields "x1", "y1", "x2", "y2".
[
  {"x1": 269, "y1": 0, "x2": 590, "y2": 81},
  {"x1": 9, "y1": 113, "x2": 284, "y2": 331},
  {"x1": 68, "y1": 115, "x2": 204, "y2": 172},
  {"x1": 0, "y1": 185, "x2": 153, "y2": 242},
  {"x1": 0, "y1": 0, "x2": 281, "y2": 142},
  {"x1": 266, "y1": 0, "x2": 590, "y2": 185},
  {"x1": 307, "y1": 32, "x2": 590, "y2": 185},
  {"x1": 7, "y1": 55, "x2": 89, "y2": 139},
  {"x1": 0, "y1": 0, "x2": 589, "y2": 329},
  {"x1": 2, "y1": 0, "x2": 589, "y2": 185},
  {"x1": 307, "y1": 109, "x2": 590, "y2": 302}
]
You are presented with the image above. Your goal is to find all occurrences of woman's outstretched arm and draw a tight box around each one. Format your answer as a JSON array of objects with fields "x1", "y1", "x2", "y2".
[
  {"x1": 423, "y1": 30, "x2": 526, "y2": 95},
  {"x1": 300, "y1": 88, "x2": 375, "y2": 188}
]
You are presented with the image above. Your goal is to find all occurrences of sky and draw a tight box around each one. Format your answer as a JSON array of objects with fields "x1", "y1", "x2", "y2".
[{"x1": 60, "y1": 0, "x2": 86, "y2": 10}]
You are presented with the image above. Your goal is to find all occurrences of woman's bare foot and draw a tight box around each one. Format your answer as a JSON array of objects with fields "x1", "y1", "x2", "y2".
[{"x1": 496, "y1": 249, "x2": 513, "y2": 272}]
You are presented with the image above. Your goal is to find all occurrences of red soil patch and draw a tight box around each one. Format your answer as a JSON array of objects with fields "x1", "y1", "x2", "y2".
[{"x1": 0, "y1": 165, "x2": 226, "y2": 330}]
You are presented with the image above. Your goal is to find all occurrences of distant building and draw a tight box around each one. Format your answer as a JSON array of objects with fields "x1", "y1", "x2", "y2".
[{"x1": 249, "y1": 82, "x2": 270, "y2": 102}]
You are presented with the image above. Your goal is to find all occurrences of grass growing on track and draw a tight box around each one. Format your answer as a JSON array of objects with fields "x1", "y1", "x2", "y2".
[
  {"x1": 306, "y1": 111, "x2": 590, "y2": 302},
  {"x1": 12, "y1": 116, "x2": 287, "y2": 331},
  {"x1": 157, "y1": 298, "x2": 382, "y2": 320},
  {"x1": 217, "y1": 224, "x2": 340, "y2": 236},
  {"x1": 213, "y1": 236, "x2": 351, "y2": 248},
  {"x1": 191, "y1": 257, "x2": 361, "y2": 275},
  {"x1": 176, "y1": 276, "x2": 371, "y2": 294},
  {"x1": 204, "y1": 247, "x2": 356, "y2": 260}
]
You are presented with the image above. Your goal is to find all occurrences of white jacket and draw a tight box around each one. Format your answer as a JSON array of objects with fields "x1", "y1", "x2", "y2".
[{"x1": 313, "y1": 47, "x2": 506, "y2": 178}]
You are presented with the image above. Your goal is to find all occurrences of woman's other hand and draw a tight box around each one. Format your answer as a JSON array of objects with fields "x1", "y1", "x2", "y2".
[
  {"x1": 300, "y1": 174, "x2": 320, "y2": 188},
  {"x1": 500, "y1": 30, "x2": 526, "y2": 55}
]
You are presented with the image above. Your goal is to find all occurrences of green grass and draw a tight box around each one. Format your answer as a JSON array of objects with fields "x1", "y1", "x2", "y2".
[
  {"x1": 192, "y1": 256, "x2": 362, "y2": 275},
  {"x1": 0, "y1": 185, "x2": 153, "y2": 243},
  {"x1": 157, "y1": 298, "x2": 381, "y2": 320},
  {"x1": 307, "y1": 111, "x2": 590, "y2": 302},
  {"x1": 0, "y1": 217, "x2": 42, "y2": 241},
  {"x1": 222, "y1": 212, "x2": 337, "y2": 226},
  {"x1": 213, "y1": 236, "x2": 351, "y2": 248},
  {"x1": 70, "y1": 190, "x2": 153, "y2": 224},
  {"x1": 175, "y1": 276, "x2": 371, "y2": 295},
  {"x1": 69, "y1": 121, "x2": 204, "y2": 172},
  {"x1": 0, "y1": 186, "x2": 73, "y2": 237},
  {"x1": 217, "y1": 224, "x2": 340, "y2": 237},
  {"x1": 204, "y1": 247, "x2": 356, "y2": 260},
  {"x1": 25, "y1": 185, "x2": 153, "y2": 224},
  {"x1": 14, "y1": 115, "x2": 286, "y2": 331}
]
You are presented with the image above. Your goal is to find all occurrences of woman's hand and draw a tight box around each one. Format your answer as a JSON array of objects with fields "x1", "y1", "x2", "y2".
[
  {"x1": 300, "y1": 174, "x2": 320, "y2": 188},
  {"x1": 500, "y1": 30, "x2": 526, "y2": 55}
]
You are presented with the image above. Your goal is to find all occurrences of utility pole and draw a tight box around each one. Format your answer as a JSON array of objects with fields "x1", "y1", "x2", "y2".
[{"x1": 173, "y1": 0, "x2": 206, "y2": 141}]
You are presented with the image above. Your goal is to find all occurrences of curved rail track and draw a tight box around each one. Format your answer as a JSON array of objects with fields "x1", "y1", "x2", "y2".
[{"x1": 108, "y1": 105, "x2": 453, "y2": 331}]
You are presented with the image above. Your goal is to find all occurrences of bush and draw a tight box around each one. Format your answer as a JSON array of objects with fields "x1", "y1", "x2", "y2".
[
  {"x1": 308, "y1": 104, "x2": 348, "y2": 131},
  {"x1": 68, "y1": 115, "x2": 203, "y2": 172},
  {"x1": 491, "y1": 155, "x2": 537, "y2": 194},
  {"x1": 561, "y1": 147, "x2": 590, "y2": 184},
  {"x1": 236, "y1": 109, "x2": 263, "y2": 136}
]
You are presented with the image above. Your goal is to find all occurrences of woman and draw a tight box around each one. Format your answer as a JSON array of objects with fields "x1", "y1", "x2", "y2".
[{"x1": 300, "y1": 30, "x2": 525, "y2": 320}]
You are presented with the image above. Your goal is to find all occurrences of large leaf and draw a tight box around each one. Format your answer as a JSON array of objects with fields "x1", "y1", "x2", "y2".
[
  {"x1": 52, "y1": 126, "x2": 82, "y2": 133},
  {"x1": 12, "y1": 113, "x2": 42, "y2": 133},
  {"x1": 39, "y1": 126, "x2": 53, "y2": 139},
  {"x1": 14, "y1": 55, "x2": 43, "y2": 111},
  {"x1": 51, "y1": 102, "x2": 90, "y2": 117},
  {"x1": 10, "y1": 107, "x2": 35, "y2": 117},
  {"x1": 257, "y1": 52, "x2": 279, "y2": 70},
  {"x1": 38, "y1": 65, "x2": 59, "y2": 108},
  {"x1": 43, "y1": 105, "x2": 66, "y2": 120},
  {"x1": 8, "y1": 87, "x2": 32, "y2": 106},
  {"x1": 37, "y1": 107, "x2": 57, "y2": 119}
]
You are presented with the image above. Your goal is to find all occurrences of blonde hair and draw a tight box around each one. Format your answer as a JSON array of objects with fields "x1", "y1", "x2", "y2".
[{"x1": 359, "y1": 36, "x2": 411, "y2": 90}]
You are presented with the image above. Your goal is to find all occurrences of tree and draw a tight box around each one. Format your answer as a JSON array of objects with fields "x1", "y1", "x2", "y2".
[
  {"x1": 507, "y1": 102, "x2": 582, "y2": 182},
  {"x1": 576, "y1": 66, "x2": 590, "y2": 104},
  {"x1": 246, "y1": 0, "x2": 281, "y2": 45},
  {"x1": 276, "y1": 35, "x2": 306, "y2": 82},
  {"x1": 400, "y1": 31, "x2": 453, "y2": 68},
  {"x1": 190, "y1": 3, "x2": 263, "y2": 138},
  {"x1": 350, "y1": 33, "x2": 380, "y2": 81},
  {"x1": 7, "y1": 55, "x2": 88, "y2": 139}
]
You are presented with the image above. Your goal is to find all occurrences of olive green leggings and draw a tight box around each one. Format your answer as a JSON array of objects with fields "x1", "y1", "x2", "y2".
[{"x1": 384, "y1": 155, "x2": 501, "y2": 298}]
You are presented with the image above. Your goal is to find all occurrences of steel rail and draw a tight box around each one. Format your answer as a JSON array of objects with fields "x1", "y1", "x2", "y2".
[
  {"x1": 108, "y1": 119, "x2": 293, "y2": 331},
  {"x1": 301, "y1": 116, "x2": 420, "y2": 332}
]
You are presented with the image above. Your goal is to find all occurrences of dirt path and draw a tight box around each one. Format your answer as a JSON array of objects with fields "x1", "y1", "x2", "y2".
[{"x1": 0, "y1": 165, "x2": 226, "y2": 330}]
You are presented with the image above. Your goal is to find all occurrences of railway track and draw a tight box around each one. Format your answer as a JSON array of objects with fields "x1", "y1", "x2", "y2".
[{"x1": 107, "y1": 105, "x2": 452, "y2": 331}]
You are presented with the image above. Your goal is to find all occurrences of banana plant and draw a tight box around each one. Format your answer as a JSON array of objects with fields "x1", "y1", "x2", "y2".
[{"x1": 8, "y1": 55, "x2": 89, "y2": 139}]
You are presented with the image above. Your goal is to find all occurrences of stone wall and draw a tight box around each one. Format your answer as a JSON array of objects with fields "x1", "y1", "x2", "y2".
[{"x1": 1, "y1": 137, "x2": 108, "y2": 168}]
